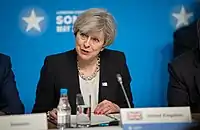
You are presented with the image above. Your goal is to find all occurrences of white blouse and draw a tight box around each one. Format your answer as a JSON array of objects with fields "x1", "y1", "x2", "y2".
[{"x1": 79, "y1": 71, "x2": 100, "y2": 112}]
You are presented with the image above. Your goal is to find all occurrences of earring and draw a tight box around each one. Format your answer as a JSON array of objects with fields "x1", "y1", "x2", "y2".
[{"x1": 101, "y1": 47, "x2": 105, "y2": 51}]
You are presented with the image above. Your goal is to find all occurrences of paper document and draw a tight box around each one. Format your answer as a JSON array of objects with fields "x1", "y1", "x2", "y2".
[{"x1": 71, "y1": 113, "x2": 120, "y2": 126}]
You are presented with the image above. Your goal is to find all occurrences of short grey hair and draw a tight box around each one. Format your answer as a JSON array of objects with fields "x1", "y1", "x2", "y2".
[{"x1": 73, "y1": 8, "x2": 116, "y2": 46}]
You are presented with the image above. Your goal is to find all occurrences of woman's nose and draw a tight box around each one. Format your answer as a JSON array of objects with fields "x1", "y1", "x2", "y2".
[{"x1": 84, "y1": 37, "x2": 91, "y2": 48}]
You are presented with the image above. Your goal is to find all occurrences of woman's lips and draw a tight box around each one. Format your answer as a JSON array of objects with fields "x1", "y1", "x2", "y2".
[{"x1": 81, "y1": 49, "x2": 90, "y2": 55}]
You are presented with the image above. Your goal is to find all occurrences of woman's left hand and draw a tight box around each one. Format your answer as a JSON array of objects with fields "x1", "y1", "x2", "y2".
[{"x1": 94, "y1": 100, "x2": 120, "y2": 115}]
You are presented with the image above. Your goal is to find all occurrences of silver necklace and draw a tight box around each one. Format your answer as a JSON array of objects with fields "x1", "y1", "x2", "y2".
[{"x1": 77, "y1": 57, "x2": 100, "y2": 81}]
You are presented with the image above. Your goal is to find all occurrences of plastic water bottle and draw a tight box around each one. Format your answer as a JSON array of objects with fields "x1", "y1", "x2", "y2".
[{"x1": 57, "y1": 88, "x2": 71, "y2": 129}]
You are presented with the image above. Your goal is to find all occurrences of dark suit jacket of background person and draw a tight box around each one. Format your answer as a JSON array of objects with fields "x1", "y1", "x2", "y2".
[
  {"x1": 168, "y1": 48, "x2": 200, "y2": 113},
  {"x1": 173, "y1": 19, "x2": 199, "y2": 58},
  {"x1": 32, "y1": 49, "x2": 134, "y2": 114},
  {"x1": 0, "y1": 53, "x2": 24, "y2": 114}
]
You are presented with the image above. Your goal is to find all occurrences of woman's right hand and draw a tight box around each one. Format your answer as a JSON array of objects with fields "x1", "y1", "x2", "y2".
[{"x1": 47, "y1": 108, "x2": 58, "y2": 124}]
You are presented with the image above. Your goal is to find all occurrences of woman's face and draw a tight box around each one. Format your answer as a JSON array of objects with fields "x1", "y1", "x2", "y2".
[{"x1": 75, "y1": 31, "x2": 105, "y2": 61}]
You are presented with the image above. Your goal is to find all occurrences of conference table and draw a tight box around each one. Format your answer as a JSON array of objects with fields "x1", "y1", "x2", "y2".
[
  {"x1": 47, "y1": 113, "x2": 200, "y2": 130},
  {"x1": 48, "y1": 122, "x2": 121, "y2": 130},
  {"x1": 1, "y1": 111, "x2": 199, "y2": 130},
  {"x1": 67, "y1": 126, "x2": 121, "y2": 130},
  {"x1": 50, "y1": 126, "x2": 121, "y2": 130},
  {"x1": 48, "y1": 114, "x2": 121, "y2": 129}
]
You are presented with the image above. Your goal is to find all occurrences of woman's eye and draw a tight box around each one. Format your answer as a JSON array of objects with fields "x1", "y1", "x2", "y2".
[
  {"x1": 80, "y1": 33, "x2": 87, "y2": 38},
  {"x1": 93, "y1": 38, "x2": 99, "y2": 43}
]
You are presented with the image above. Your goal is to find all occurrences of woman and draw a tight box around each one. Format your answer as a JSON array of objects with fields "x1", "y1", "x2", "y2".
[{"x1": 32, "y1": 8, "x2": 133, "y2": 118}]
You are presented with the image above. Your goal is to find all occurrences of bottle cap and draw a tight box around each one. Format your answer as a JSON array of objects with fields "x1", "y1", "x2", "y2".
[{"x1": 60, "y1": 88, "x2": 68, "y2": 95}]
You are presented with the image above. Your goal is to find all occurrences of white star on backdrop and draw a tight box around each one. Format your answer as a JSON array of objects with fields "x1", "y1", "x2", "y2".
[
  {"x1": 172, "y1": 5, "x2": 193, "y2": 29},
  {"x1": 22, "y1": 9, "x2": 44, "y2": 32}
]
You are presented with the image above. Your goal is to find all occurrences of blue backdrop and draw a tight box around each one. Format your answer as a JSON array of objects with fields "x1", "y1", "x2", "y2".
[{"x1": 0, "y1": 0, "x2": 199, "y2": 113}]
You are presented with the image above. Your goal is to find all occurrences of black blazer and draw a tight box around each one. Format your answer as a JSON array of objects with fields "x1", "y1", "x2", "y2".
[
  {"x1": 0, "y1": 54, "x2": 24, "y2": 114},
  {"x1": 168, "y1": 49, "x2": 200, "y2": 113},
  {"x1": 32, "y1": 49, "x2": 134, "y2": 114},
  {"x1": 173, "y1": 20, "x2": 199, "y2": 58}
]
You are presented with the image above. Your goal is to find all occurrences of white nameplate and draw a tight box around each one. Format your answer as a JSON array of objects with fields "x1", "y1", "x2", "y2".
[
  {"x1": 120, "y1": 107, "x2": 191, "y2": 124},
  {"x1": 0, "y1": 113, "x2": 47, "y2": 130}
]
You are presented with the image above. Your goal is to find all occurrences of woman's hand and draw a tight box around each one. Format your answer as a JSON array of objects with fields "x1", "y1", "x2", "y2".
[
  {"x1": 47, "y1": 108, "x2": 57, "y2": 124},
  {"x1": 94, "y1": 100, "x2": 120, "y2": 115}
]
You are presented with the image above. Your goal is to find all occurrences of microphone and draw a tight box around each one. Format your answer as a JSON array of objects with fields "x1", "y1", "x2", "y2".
[{"x1": 116, "y1": 74, "x2": 132, "y2": 108}]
